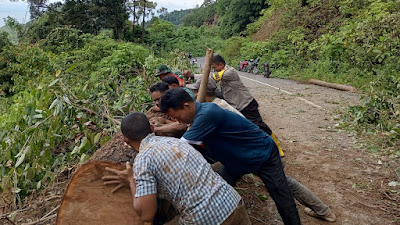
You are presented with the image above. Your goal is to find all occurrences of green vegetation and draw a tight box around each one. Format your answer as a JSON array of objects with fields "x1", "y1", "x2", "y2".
[
  {"x1": 159, "y1": 9, "x2": 192, "y2": 25},
  {"x1": 0, "y1": 30, "x2": 147, "y2": 202},
  {"x1": 0, "y1": 25, "x2": 191, "y2": 206},
  {"x1": 147, "y1": 18, "x2": 223, "y2": 56},
  {"x1": 0, "y1": 26, "x2": 18, "y2": 44},
  {"x1": 212, "y1": 0, "x2": 400, "y2": 152}
]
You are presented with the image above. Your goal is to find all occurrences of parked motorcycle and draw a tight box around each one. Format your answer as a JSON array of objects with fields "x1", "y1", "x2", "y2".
[
  {"x1": 246, "y1": 58, "x2": 260, "y2": 74},
  {"x1": 237, "y1": 61, "x2": 243, "y2": 71},
  {"x1": 238, "y1": 60, "x2": 249, "y2": 72},
  {"x1": 263, "y1": 62, "x2": 271, "y2": 78},
  {"x1": 191, "y1": 58, "x2": 197, "y2": 66}
]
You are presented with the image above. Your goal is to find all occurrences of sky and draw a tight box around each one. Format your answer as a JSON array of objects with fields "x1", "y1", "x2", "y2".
[{"x1": 0, "y1": 0, "x2": 204, "y2": 27}]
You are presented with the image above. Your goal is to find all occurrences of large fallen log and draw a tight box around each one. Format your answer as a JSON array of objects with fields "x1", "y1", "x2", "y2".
[
  {"x1": 309, "y1": 79, "x2": 358, "y2": 92},
  {"x1": 56, "y1": 161, "x2": 143, "y2": 225}
]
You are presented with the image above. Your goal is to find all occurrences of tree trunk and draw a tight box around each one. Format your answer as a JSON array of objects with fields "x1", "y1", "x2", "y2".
[
  {"x1": 132, "y1": 0, "x2": 136, "y2": 40},
  {"x1": 141, "y1": 0, "x2": 146, "y2": 44},
  {"x1": 308, "y1": 79, "x2": 358, "y2": 92},
  {"x1": 197, "y1": 48, "x2": 214, "y2": 103}
]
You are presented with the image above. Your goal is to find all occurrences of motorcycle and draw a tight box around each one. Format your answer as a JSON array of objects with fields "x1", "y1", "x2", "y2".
[
  {"x1": 263, "y1": 62, "x2": 271, "y2": 78},
  {"x1": 249, "y1": 58, "x2": 260, "y2": 74},
  {"x1": 238, "y1": 60, "x2": 249, "y2": 72},
  {"x1": 191, "y1": 58, "x2": 197, "y2": 66},
  {"x1": 237, "y1": 61, "x2": 244, "y2": 71}
]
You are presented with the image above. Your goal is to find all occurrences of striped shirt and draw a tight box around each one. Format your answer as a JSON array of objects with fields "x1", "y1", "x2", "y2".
[{"x1": 133, "y1": 133, "x2": 241, "y2": 225}]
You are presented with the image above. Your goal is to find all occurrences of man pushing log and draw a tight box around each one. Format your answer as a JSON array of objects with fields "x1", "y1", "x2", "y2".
[{"x1": 102, "y1": 112, "x2": 251, "y2": 225}]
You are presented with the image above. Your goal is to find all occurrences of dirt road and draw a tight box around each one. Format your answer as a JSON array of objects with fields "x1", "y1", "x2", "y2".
[{"x1": 196, "y1": 58, "x2": 398, "y2": 224}]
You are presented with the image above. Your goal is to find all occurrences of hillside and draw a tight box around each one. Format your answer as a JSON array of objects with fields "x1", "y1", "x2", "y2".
[
  {"x1": 0, "y1": 25, "x2": 18, "y2": 44},
  {"x1": 159, "y1": 9, "x2": 191, "y2": 25}
]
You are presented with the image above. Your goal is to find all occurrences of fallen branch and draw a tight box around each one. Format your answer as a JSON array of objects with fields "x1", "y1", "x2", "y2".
[
  {"x1": 0, "y1": 208, "x2": 30, "y2": 219},
  {"x1": 249, "y1": 215, "x2": 267, "y2": 223},
  {"x1": 41, "y1": 205, "x2": 60, "y2": 220},
  {"x1": 0, "y1": 216, "x2": 16, "y2": 225},
  {"x1": 21, "y1": 213, "x2": 57, "y2": 225},
  {"x1": 44, "y1": 195, "x2": 62, "y2": 202},
  {"x1": 309, "y1": 79, "x2": 358, "y2": 92},
  {"x1": 20, "y1": 205, "x2": 59, "y2": 225}
]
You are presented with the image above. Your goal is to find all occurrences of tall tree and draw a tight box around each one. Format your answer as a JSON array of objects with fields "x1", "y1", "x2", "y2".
[
  {"x1": 157, "y1": 7, "x2": 168, "y2": 17},
  {"x1": 27, "y1": 0, "x2": 49, "y2": 19},
  {"x1": 137, "y1": 0, "x2": 156, "y2": 43},
  {"x1": 127, "y1": 0, "x2": 140, "y2": 40},
  {"x1": 61, "y1": 0, "x2": 129, "y2": 39},
  {"x1": 141, "y1": 0, "x2": 146, "y2": 43}
]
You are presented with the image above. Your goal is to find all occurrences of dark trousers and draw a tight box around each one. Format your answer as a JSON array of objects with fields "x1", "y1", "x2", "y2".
[
  {"x1": 218, "y1": 145, "x2": 301, "y2": 225},
  {"x1": 240, "y1": 99, "x2": 273, "y2": 135}
]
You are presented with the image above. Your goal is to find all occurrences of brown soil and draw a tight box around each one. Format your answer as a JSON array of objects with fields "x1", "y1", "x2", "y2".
[
  {"x1": 89, "y1": 132, "x2": 137, "y2": 164},
  {"x1": 252, "y1": 9, "x2": 282, "y2": 42}
]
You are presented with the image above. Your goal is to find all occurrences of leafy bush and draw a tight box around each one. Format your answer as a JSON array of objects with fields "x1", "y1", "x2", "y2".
[
  {"x1": 348, "y1": 74, "x2": 400, "y2": 151},
  {"x1": 0, "y1": 33, "x2": 155, "y2": 205},
  {"x1": 41, "y1": 27, "x2": 85, "y2": 53}
]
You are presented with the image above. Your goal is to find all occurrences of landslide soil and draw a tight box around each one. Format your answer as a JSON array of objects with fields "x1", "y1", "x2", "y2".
[{"x1": 4, "y1": 71, "x2": 399, "y2": 225}]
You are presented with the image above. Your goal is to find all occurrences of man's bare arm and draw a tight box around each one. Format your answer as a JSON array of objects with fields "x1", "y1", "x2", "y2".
[
  {"x1": 102, "y1": 162, "x2": 157, "y2": 223},
  {"x1": 154, "y1": 122, "x2": 188, "y2": 133}
]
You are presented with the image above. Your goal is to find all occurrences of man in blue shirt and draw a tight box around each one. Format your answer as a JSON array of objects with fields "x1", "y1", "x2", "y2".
[
  {"x1": 103, "y1": 112, "x2": 250, "y2": 225},
  {"x1": 160, "y1": 88, "x2": 301, "y2": 225}
]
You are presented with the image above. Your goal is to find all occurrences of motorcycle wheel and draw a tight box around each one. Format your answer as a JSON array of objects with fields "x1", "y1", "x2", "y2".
[
  {"x1": 253, "y1": 67, "x2": 259, "y2": 74},
  {"x1": 264, "y1": 71, "x2": 271, "y2": 78}
]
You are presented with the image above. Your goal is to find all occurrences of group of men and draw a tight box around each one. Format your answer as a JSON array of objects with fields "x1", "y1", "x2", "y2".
[{"x1": 102, "y1": 55, "x2": 337, "y2": 225}]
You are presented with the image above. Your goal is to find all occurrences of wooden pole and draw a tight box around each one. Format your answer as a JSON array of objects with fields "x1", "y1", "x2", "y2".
[
  {"x1": 309, "y1": 79, "x2": 358, "y2": 92},
  {"x1": 196, "y1": 49, "x2": 213, "y2": 102}
]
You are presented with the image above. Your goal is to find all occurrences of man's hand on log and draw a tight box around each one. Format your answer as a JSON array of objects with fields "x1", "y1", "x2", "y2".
[{"x1": 102, "y1": 162, "x2": 135, "y2": 193}]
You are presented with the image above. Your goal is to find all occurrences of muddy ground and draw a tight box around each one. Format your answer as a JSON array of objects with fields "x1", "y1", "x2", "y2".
[{"x1": 2, "y1": 70, "x2": 399, "y2": 225}]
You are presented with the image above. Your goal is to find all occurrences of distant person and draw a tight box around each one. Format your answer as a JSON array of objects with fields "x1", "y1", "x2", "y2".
[
  {"x1": 103, "y1": 112, "x2": 251, "y2": 225},
  {"x1": 160, "y1": 88, "x2": 302, "y2": 225},
  {"x1": 162, "y1": 76, "x2": 195, "y2": 100},
  {"x1": 155, "y1": 64, "x2": 184, "y2": 87},
  {"x1": 211, "y1": 54, "x2": 284, "y2": 157}
]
